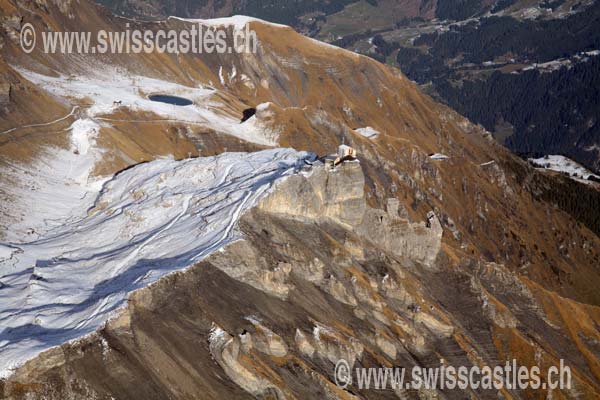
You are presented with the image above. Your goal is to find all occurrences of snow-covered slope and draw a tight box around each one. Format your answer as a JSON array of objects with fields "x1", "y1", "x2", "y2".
[
  {"x1": 0, "y1": 148, "x2": 312, "y2": 378},
  {"x1": 16, "y1": 67, "x2": 279, "y2": 146},
  {"x1": 529, "y1": 155, "x2": 600, "y2": 182},
  {"x1": 1, "y1": 118, "x2": 107, "y2": 243}
]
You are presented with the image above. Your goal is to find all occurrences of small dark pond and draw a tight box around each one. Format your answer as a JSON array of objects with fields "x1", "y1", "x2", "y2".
[{"x1": 148, "y1": 95, "x2": 193, "y2": 106}]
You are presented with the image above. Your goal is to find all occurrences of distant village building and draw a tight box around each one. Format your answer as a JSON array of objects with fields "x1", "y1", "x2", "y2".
[
  {"x1": 321, "y1": 145, "x2": 358, "y2": 167},
  {"x1": 338, "y1": 145, "x2": 356, "y2": 159},
  {"x1": 333, "y1": 145, "x2": 357, "y2": 166}
]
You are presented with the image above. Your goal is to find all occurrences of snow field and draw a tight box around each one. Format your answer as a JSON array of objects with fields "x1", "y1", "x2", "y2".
[{"x1": 0, "y1": 148, "x2": 313, "y2": 377}]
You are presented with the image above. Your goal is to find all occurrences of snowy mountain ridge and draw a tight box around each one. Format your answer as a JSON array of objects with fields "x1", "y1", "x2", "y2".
[
  {"x1": 0, "y1": 148, "x2": 313, "y2": 378},
  {"x1": 529, "y1": 154, "x2": 600, "y2": 183}
]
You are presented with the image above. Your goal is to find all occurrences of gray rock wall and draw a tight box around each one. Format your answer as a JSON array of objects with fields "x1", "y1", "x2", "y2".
[{"x1": 259, "y1": 161, "x2": 443, "y2": 266}]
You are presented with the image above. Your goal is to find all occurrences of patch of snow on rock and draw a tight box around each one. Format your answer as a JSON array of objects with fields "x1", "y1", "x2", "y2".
[
  {"x1": 70, "y1": 119, "x2": 99, "y2": 156},
  {"x1": 219, "y1": 66, "x2": 226, "y2": 86},
  {"x1": 235, "y1": 102, "x2": 281, "y2": 146},
  {"x1": 209, "y1": 324, "x2": 230, "y2": 344},
  {"x1": 355, "y1": 126, "x2": 380, "y2": 139},
  {"x1": 429, "y1": 153, "x2": 449, "y2": 161}
]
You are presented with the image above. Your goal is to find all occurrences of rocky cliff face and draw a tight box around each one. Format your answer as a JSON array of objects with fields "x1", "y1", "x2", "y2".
[{"x1": 2, "y1": 161, "x2": 600, "y2": 399}]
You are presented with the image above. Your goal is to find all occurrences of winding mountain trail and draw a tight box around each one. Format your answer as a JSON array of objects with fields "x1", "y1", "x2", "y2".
[{"x1": 0, "y1": 107, "x2": 79, "y2": 135}]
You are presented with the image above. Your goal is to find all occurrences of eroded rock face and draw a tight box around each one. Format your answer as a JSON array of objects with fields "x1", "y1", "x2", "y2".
[
  {"x1": 0, "y1": 15, "x2": 21, "y2": 42},
  {"x1": 358, "y1": 208, "x2": 443, "y2": 267},
  {"x1": 208, "y1": 324, "x2": 286, "y2": 398},
  {"x1": 3, "y1": 158, "x2": 600, "y2": 399},
  {"x1": 258, "y1": 161, "x2": 443, "y2": 266},
  {"x1": 257, "y1": 161, "x2": 367, "y2": 228},
  {"x1": 245, "y1": 319, "x2": 288, "y2": 358},
  {"x1": 209, "y1": 240, "x2": 294, "y2": 299}
]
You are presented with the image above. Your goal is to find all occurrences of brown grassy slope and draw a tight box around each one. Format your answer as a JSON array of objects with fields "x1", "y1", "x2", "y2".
[
  {"x1": 193, "y1": 20, "x2": 600, "y2": 306},
  {"x1": 1, "y1": 2, "x2": 599, "y2": 398}
]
